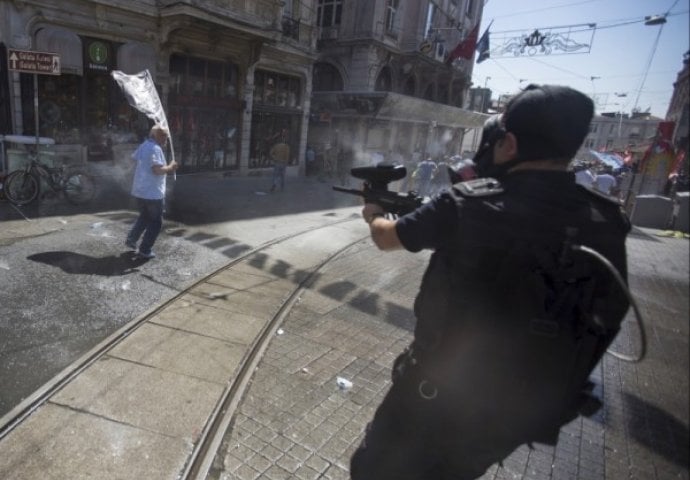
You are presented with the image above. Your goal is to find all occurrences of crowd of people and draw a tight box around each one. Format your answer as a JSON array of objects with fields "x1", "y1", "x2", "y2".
[
  {"x1": 306, "y1": 140, "x2": 635, "y2": 203},
  {"x1": 572, "y1": 161, "x2": 624, "y2": 198}
]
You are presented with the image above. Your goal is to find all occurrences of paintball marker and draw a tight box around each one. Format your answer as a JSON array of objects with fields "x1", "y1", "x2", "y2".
[{"x1": 333, "y1": 164, "x2": 423, "y2": 216}]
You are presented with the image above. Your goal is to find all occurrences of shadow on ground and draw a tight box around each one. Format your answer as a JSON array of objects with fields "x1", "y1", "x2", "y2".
[{"x1": 28, "y1": 251, "x2": 148, "y2": 275}]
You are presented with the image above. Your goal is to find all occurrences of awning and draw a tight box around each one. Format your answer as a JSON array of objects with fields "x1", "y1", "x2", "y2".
[
  {"x1": 117, "y1": 42, "x2": 157, "y2": 79},
  {"x1": 311, "y1": 92, "x2": 489, "y2": 129},
  {"x1": 35, "y1": 27, "x2": 82, "y2": 75},
  {"x1": 588, "y1": 150, "x2": 624, "y2": 168}
]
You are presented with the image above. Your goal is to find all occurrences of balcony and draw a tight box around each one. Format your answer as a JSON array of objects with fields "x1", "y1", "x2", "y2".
[{"x1": 282, "y1": 16, "x2": 300, "y2": 41}]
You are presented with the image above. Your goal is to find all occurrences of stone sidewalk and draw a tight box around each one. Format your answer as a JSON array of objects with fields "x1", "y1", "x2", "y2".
[{"x1": 209, "y1": 227, "x2": 689, "y2": 480}]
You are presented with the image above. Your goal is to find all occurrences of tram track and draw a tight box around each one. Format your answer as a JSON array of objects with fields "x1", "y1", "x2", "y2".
[
  {"x1": 0, "y1": 215, "x2": 365, "y2": 453},
  {"x1": 181, "y1": 230, "x2": 366, "y2": 480}
]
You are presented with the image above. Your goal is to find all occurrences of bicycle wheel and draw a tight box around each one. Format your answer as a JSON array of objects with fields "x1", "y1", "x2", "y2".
[
  {"x1": 4, "y1": 171, "x2": 40, "y2": 205},
  {"x1": 63, "y1": 172, "x2": 95, "y2": 205}
]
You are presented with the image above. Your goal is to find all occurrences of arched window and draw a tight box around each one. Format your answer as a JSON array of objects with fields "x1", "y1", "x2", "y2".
[
  {"x1": 403, "y1": 76, "x2": 415, "y2": 96},
  {"x1": 438, "y1": 83, "x2": 449, "y2": 104},
  {"x1": 312, "y1": 62, "x2": 343, "y2": 91},
  {"x1": 375, "y1": 66, "x2": 392, "y2": 92},
  {"x1": 423, "y1": 84, "x2": 434, "y2": 101}
]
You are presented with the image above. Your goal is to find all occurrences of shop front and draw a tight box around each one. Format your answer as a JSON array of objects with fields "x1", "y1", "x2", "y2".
[
  {"x1": 249, "y1": 69, "x2": 302, "y2": 171},
  {"x1": 18, "y1": 28, "x2": 152, "y2": 168},
  {"x1": 168, "y1": 54, "x2": 241, "y2": 172}
]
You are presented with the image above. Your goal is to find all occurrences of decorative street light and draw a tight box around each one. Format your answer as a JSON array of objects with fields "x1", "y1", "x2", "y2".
[
  {"x1": 644, "y1": 14, "x2": 667, "y2": 26},
  {"x1": 633, "y1": 13, "x2": 669, "y2": 110}
]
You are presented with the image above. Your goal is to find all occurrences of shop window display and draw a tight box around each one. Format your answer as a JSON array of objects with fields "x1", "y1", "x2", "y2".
[
  {"x1": 20, "y1": 72, "x2": 141, "y2": 162},
  {"x1": 254, "y1": 70, "x2": 301, "y2": 108},
  {"x1": 249, "y1": 111, "x2": 300, "y2": 169},
  {"x1": 168, "y1": 54, "x2": 240, "y2": 171},
  {"x1": 249, "y1": 70, "x2": 302, "y2": 169}
]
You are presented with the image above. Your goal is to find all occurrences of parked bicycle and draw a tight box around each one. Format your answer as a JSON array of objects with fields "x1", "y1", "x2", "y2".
[{"x1": 4, "y1": 155, "x2": 95, "y2": 206}]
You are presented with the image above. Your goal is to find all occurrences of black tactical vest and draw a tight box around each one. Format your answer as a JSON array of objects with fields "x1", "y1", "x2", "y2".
[{"x1": 412, "y1": 174, "x2": 630, "y2": 444}]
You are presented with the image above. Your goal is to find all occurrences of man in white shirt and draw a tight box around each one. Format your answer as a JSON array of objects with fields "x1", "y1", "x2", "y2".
[
  {"x1": 125, "y1": 124, "x2": 178, "y2": 259},
  {"x1": 574, "y1": 164, "x2": 596, "y2": 188},
  {"x1": 594, "y1": 166, "x2": 618, "y2": 196}
]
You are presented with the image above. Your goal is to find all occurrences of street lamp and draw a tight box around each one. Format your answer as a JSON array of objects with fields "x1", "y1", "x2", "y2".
[{"x1": 644, "y1": 14, "x2": 667, "y2": 26}]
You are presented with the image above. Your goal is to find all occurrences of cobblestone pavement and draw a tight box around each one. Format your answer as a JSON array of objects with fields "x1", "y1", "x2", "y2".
[{"x1": 209, "y1": 228, "x2": 689, "y2": 480}]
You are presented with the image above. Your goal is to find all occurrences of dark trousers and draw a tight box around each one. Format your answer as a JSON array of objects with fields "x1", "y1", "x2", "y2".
[
  {"x1": 350, "y1": 358, "x2": 521, "y2": 480},
  {"x1": 127, "y1": 197, "x2": 164, "y2": 254}
]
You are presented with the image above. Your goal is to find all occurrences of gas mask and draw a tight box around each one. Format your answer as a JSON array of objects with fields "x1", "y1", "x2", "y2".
[{"x1": 472, "y1": 115, "x2": 510, "y2": 178}]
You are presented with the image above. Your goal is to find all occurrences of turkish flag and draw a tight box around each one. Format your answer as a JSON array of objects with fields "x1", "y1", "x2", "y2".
[{"x1": 445, "y1": 23, "x2": 479, "y2": 66}]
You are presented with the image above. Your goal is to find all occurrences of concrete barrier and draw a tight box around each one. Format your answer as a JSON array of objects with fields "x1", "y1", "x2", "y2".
[{"x1": 630, "y1": 195, "x2": 673, "y2": 229}]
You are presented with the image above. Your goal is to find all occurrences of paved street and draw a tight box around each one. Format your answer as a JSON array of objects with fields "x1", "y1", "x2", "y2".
[
  {"x1": 0, "y1": 173, "x2": 688, "y2": 480},
  {"x1": 208, "y1": 226, "x2": 689, "y2": 480}
]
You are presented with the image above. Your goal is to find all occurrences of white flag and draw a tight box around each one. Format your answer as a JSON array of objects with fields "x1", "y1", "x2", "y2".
[
  {"x1": 111, "y1": 69, "x2": 168, "y2": 129},
  {"x1": 111, "y1": 69, "x2": 176, "y2": 178}
]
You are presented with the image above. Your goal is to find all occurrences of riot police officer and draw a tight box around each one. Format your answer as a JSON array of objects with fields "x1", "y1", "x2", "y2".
[{"x1": 351, "y1": 85, "x2": 631, "y2": 479}]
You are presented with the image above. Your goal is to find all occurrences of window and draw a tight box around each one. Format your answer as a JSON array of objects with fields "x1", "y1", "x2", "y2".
[
  {"x1": 317, "y1": 0, "x2": 342, "y2": 28},
  {"x1": 313, "y1": 63, "x2": 344, "y2": 91},
  {"x1": 403, "y1": 76, "x2": 415, "y2": 96},
  {"x1": 254, "y1": 70, "x2": 301, "y2": 107},
  {"x1": 22, "y1": 73, "x2": 82, "y2": 143},
  {"x1": 375, "y1": 67, "x2": 392, "y2": 92},
  {"x1": 168, "y1": 54, "x2": 238, "y2": 99},
  {"x1": 385, "y1": 0, "x2": 400, "y2": 34},
  {"x1": 465, "y1": 0, "x2": 475, "y2": 16},
  {"x1": 423, "y1": 84, "x2": 434, "y2": 101},
  {"x1": 425, "y1": 3, "x2": 437, "y2": 38}
]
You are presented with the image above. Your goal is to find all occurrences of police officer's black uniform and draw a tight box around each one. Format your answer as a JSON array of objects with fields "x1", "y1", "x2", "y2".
[{"x1": 350, "y1": 85, "x2": 631, "y2": 480}]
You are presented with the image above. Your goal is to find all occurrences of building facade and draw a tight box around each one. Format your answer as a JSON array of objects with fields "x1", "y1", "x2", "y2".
[
  {"x1": 582, "y1": 111, "x2": 663, "y2": 154},
  {"x1": 0, "y1": 0, "x2": 318, "y2": 176},
  {"x1": 307, "y1": 0, "x2": 487, "y2": 169},
  {"x1": 666, "y1": 50, "x2": 689, "y2": 175}
]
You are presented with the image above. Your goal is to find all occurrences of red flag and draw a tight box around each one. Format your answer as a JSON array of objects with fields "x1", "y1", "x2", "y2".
[{"x1": 445, "y1": 23, "x2": 479, "y2": 66}]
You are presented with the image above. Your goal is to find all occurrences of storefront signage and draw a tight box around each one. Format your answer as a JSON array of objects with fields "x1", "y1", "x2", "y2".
[
  {"x1": 7, "y1": 48, "x2": 60, "y2": 75},
  {"x1": 85, "y1": 39, "x2": 112, "y2": 73}
]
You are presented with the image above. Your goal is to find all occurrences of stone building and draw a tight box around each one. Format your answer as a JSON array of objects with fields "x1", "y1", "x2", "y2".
[
  {"x1": 307, "y1": 0, "x2": 487, "y2": 169},
  {"x1": 582, "y1": 112, "x2": 663, "y2": 153},
  {"x1": 666, "y1": 50, "x2": 689, "y2": 172},
  {"x1": 0, "y1": 0, "x2": 318, "y2": 176}
]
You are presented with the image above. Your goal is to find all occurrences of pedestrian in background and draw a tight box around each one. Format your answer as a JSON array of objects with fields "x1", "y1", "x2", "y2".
[
  {"x1": 574, "y1": 162, "x2": 596, "y2": 188},
  {"x1": 353, "y1": 85, "x2": 630, "y2": 479},
  {"x1": 125, "y1": 124, "x2": 178, "y2": 259},
  {"x1": 269, "y1": 129, "x2": 290, "y2": 192},
  {"x1": 594, "y1": 165, "x2": 618, "y2": 197},
  {"x1": 305, "y1": 145, "x2": 316, "y2": 176},
  {"x1": 412, "y1": 156, "x2": 436, "y2": 196}
]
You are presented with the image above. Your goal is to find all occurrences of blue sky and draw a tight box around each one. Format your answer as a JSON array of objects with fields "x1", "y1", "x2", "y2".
[{"x1": 471, "y1": 0, "x2": 689, "y2": 118}]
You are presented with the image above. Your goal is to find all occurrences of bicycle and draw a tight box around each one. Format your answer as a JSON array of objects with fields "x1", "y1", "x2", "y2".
[{"x1": 4, "y1": 154, "x2": 95, "y2": 206}]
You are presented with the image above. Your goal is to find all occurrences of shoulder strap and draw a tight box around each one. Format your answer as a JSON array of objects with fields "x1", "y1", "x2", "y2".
[{"x1": 454, "y1": 177, "x2": 504, "y2": 197}]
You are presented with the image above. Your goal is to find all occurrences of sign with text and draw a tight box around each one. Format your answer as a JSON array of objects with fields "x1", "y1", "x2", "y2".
[{"x1": 7, "y1": 49, "x2": 60, "y2": 75}]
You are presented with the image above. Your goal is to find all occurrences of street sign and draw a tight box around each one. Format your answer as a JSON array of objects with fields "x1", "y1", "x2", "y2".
[{"x1": 7, "y1": 48, "x2": 60, "y2": 75}]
